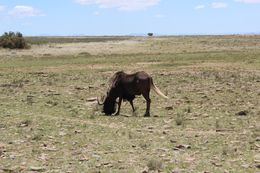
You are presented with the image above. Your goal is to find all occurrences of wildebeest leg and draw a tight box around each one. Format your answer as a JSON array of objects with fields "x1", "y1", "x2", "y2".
[
  {"x1": 142, "y1": 93, "x2": 151, "y2": 117},
  {"x1": 115, "y1": 97, "x2": 122, "y2": 115},
  {"x1": 129, "y1": 100, "x2": 135, "y2": 112}
]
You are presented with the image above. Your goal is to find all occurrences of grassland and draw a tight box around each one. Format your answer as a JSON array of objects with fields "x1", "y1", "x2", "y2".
[
  {"x1": 25, "y1": 36, "x2": 131, "y2": 45},
  {"x1": 0, "y1": 35, "x2": 259, "y2": 173}
]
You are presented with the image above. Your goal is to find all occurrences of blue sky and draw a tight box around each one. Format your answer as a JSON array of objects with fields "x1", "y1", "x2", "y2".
[{"x1": 0, "y1": 0, "x2": 260, "y2": 36}]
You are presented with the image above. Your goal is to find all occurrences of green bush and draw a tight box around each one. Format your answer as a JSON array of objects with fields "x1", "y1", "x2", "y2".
[{"x1": 0, "y1": 31, "x2": 30, "y2": 49}]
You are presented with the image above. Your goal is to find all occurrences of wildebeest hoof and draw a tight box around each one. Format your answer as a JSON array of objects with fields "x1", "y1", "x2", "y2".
[{"x1": 144, "y1": 114, "x2": 150, "y2": 117}]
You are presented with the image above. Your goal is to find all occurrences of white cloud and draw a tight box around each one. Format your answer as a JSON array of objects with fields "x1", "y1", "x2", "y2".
[
  {"x1": 0, "y1": 5, "x2": 5, "y2": 12},
  {"x1": 195, "y1": 5, "x2": 205, "y2": 10},
  {"x1": 9, "y1": 5, "x2": 44, "y2": 18},
  {"x1": 75, "y1": 0, "x2": 161, "y2": 11},
  {"x1": 155, "y1": 14, "x2": 165, "y2": 18},
  {"x1": 211, "y1": 2, "x2": 228, "y2": 8},
  {"x1": 235, "y1": 0, "x2": 260, "y2": 3}
]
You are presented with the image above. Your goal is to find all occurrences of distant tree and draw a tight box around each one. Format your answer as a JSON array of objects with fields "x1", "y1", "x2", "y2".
[
  {"x1": 147, "y1": 33, "x2": 153, "y2": 37},
  {"x1": 0, "y1": 31, "x2": 29, "y2": 49}
]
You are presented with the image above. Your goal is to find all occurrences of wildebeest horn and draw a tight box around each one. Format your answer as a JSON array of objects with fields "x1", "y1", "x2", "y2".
[{"x1": 97, "y1": 96, "x2": 105, "y2": 105}]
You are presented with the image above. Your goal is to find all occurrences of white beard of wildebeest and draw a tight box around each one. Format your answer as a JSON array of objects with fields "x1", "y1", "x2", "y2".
[{"x1": 102, "y1": 87, "x2": 118, "y2": 115}]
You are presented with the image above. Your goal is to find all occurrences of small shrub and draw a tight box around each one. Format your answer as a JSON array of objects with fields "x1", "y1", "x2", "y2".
[
  {"x1": 31, "y1": 133, "x2": 43, "y2": 141},
  {"x1": 175, "y1": 112, "x2": 184, "y2": 126},
  {"x1": 0, "y1": 31, "x2": 30, "y2": 49},
  {"x1": 26, "y1": 95, "x2": 34, "y2": 105},
  {"x1": 147, "y1": 159, "x2": 163, "y2": 171}
]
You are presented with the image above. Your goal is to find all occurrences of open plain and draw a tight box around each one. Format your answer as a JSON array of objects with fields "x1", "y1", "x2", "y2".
[{"x1": 0, "y1": 35, "x2": 259, "y2": 172}]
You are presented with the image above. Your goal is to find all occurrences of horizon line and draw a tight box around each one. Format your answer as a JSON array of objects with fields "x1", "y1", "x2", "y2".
[{"x1": 23, "y1": 33, "x2": 260, "y2": 37}]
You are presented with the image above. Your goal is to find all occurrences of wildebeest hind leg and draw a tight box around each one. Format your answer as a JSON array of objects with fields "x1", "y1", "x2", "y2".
[{"x1": 142, "y1": 93, "x2": 151, "y2": 117}]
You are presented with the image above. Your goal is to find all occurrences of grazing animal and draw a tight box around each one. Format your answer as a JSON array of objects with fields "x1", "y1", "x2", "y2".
[{"x1": 98, "y1": 71, "x2": 168, "y2": 116}]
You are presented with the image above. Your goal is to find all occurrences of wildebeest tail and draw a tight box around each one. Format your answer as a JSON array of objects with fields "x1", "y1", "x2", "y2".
[{"x1": 150, "y1": 78, "x2": 168, "y2": 99}]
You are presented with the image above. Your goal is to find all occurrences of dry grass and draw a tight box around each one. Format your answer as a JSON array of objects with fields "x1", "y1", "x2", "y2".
[
  {"x1": 1, "y1": 35, "x2": 259, "y2": 57},
  {"x1": 0, "y1": 35, "x2": 259, "y2": 172}
]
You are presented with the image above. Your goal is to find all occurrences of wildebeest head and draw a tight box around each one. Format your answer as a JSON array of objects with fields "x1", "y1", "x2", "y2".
[
  {"x1": 102, "y1": 94, "x2": 117, "y2": 115},
  {"x1": 98, "y1": 72, "x2": 122, "y2": 115}
]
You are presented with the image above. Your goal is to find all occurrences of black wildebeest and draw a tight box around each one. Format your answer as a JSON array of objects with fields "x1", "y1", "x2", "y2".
[{"x1": 98, "y1": 71, "x2": 168, "y2": 116}]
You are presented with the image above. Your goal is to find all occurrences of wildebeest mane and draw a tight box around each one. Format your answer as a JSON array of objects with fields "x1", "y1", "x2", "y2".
[{"x1": 108, "y1": 71, "x2": 123, "y2": 91}]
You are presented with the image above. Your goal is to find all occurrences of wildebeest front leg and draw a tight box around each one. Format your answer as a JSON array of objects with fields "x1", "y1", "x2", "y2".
[
  {"x1": 115, "y1": 97, "x2": 122, "y2": 115},
  {"x1": 129, "y1": 100, "x2": 135, "y2": 112}
]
